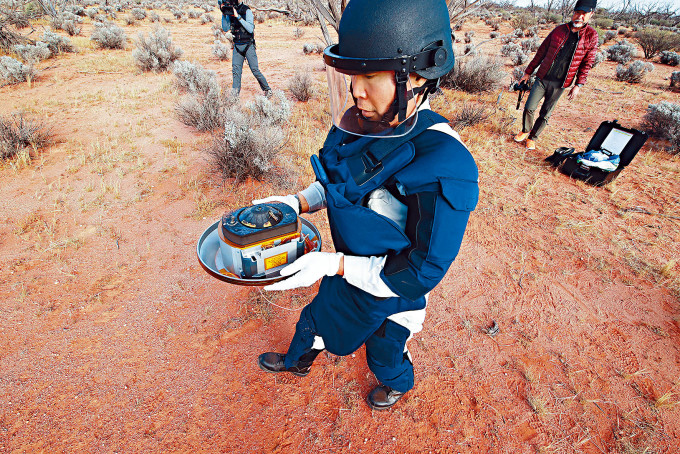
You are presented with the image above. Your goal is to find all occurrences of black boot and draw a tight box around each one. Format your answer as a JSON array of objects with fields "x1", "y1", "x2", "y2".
[
  {"x1": 366, "y1": 384, "x2": 406, "y2": 410},
  {"x1": 257, "y1": 349, "x2": 320, "y2": 377}
]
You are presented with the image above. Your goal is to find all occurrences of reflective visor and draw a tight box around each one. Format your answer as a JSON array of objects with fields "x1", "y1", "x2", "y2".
[{"x1": 325, "y1": 65, "x2": 418, "y2": 138}]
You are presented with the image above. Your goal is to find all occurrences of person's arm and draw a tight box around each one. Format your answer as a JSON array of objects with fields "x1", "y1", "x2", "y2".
[
  {"x1": 234, "y1": 7, "x2": 255, "y2": 34},
  {"x1": 297, "y1": 181, "x2": 326, "y2": 213}
]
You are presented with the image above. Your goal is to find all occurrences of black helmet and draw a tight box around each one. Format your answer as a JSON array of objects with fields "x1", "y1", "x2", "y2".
[
  {"x1": 323, "y1": 0, "x2": 454, "y2": 133},
  {"x1": 325, "y1": 0, "x2": 454, "y2": 79}
]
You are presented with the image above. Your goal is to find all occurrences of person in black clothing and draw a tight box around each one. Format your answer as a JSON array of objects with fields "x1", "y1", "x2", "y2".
[{"x1": 219, "y1": 0, "x2": 271, "y2": 98}]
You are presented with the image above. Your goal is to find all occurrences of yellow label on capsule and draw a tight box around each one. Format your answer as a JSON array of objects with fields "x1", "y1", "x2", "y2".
[{"x1": 265, "y1": 252, "x2": 288, "y2": 270}]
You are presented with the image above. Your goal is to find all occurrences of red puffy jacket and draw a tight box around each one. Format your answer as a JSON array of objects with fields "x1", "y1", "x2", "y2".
[{"x1": 525, "y1": 23, "x2": 599, "y2": 88}]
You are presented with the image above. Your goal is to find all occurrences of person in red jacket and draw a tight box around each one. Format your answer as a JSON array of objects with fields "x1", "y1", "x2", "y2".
[{"x1": 514, "y1": 0, "x2": 599, "y2": 150}]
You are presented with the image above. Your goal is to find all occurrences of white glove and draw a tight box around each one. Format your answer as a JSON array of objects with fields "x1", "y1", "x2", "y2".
[
  {"x1": 265, "y1": 252, "x2": 343, "y2": 291},
  {"x1": 252, "y1": 195, "x2": 299, "y2": 215}
]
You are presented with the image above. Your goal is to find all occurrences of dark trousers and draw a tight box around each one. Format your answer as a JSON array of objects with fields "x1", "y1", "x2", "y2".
[
  {"x1": 285, "y1": 306, "x2": 415, "y2": 393},
  {"x1": 232, "y1": 42, "x2": 270, "y2": 94},
  {"x1": 522, "y1": 78, "x2": 566, "y2": 139}
]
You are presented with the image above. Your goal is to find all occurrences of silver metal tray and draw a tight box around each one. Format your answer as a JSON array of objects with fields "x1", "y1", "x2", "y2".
[{"x1": 196, "y1": 217, "x2": 322, "y2": 286}]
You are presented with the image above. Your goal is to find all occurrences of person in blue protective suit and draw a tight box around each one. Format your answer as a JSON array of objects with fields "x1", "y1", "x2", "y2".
[
  {"x1": 218, "y1": 0, "x2": 271, "y2": 98},
  {"x1": 253, "y1": 0, "x2": 479, "y2": 410}
]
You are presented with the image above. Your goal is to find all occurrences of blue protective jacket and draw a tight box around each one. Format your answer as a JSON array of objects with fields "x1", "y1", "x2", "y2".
[{"x1": 307, "y1": 109, "x2": 479, "y2": 356}]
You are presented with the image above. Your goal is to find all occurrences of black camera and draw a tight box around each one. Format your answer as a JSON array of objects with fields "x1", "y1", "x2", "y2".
[
  {"x1": 512, "y1": 81, "x2": 532, "y2": 92},
  {"x1": 512, "y1": 79, "x2": 533, "y2": 109},
  {"x1": 220, "y1": 0, "x2": 238, "y2": 15}
]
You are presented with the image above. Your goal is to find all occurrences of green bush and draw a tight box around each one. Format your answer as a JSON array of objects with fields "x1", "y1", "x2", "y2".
[
  {"x1": 635, "y1": 28, "x2": 680, "y2": 59},
  {"x1": 592, "y1": 17, "x2": 614, "y2": 30},
  {"x1": 510, "y1": 13, "x2": 537, "y2": 31}
]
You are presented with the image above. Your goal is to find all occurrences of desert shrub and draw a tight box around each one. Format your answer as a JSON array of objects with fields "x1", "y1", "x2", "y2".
[
  {"x1": 659, "y1": 51, "x2": 680, "y2": 66},
  {"x1": 542, "y1": 12, "x2": 560, "y2": 24},
  {"x1": 248, "y1": 91, "x2": 291, "y2": 126},
  {"x1": 41, "y1": 31, "x2": 76, "y2": 54},
  {"x1": 63, "y1": 20, "x2": 82, "y2": 36},
  {"x1": 149, "y1": 12, "x2": 160, "y2": 22},
  {"x1": 510, "y1": 14, "x2": 536, "y2": 31},
  {"x1": 592, "y1": 50, "x2": 606, "y2": 68},
  {"x1": 490, "y1": 31, "x2": 500, "y2": 39},
  {"x1": 50, "y1": 15, "x2": 64, "y2": 30},
  {"x1": 176, "y1": 85, "x2": 224, "y2": 131},
  {"x1": 131, "y1": 7, "x2": 147, "y2": 20},
  {"x1": 501, "y1": 42, "x2": 522, "y2": 57},
  {"x1": 500, "y1": 35, "x2": 517, "y2": 44},
  {"x1": 440, "y1": 55, "x2": 505, "y2": 93},
  {"x1": 188, "y1": 10, "x2": 201, "y2": 19},
  {"x1": 302, "y1": 42, "x2": 324, "y2": 54},
  {"x1": 65, "y1": 5, "x2": 85, "y2": 16},
  {"x1": 511, "y1": 66, "x2": 526, "y2": 82},
  {"x1": 172, "y1": 9, "x2": 184, "y2": 19},
  {"x1": 615, "y1": 60, "x2": 654, "y2": 83},
  {"x1": 91, "y1": 22, "x2": 127, "y2": 49},
  {"x1": 85, "y1": 7, "x2": 98, "y2": 19},
  {"x1": 125, "y1": 16, "x2": 138, "y2": 26},
  {"x1": 464, "y1": 31, "x2": 474, "y2": 44},
  {"x1": 0, "y1": 56, "x2": 35, "y2": 84},
  {"x1": 201, "y1": 4, "x2": 213, "y2": 12},
  {"x1": 200, "y1": 14, "x2": 214, "y2": 24},
  {"x1": 463, "y1": 44, "x2": 475, "y2": 56},
  {"x1": 521, "y1": 37, "x2": 540, "y2": 53},
  {"x1": 208, "y1": 91, "x2": 291, "y2": 182},
  {"x1": 509, "y1": 51, "x2": 529, "y2": 66},
  {"x1": 642, "y1": 101, "x2": 680, "y2": 153},
  {"x1": 604, "y1": 30, "x2": 617, "y2": 42},
  {"x1": 133, "y1": 27, "x2": 183, "y2": 72},
  {"x1": 592, "y1": 17, "x2": 614, "y2": 30},
  {"x1": 4, "y1": 10, "x2": 30, "y2": 29},
  {"x1": 288, "y1": 71, "x2": 314, "y2": 101},
  {"x1": 0, "y1": 113, "x2": 52, "y2": 160},
  {"x1": 670, "y1": 71, "x2": 680, "y2": 88},
  {"x1": 606, "y1": 39, "x2": 637, "y2": 63},
  {"x1": 451, "y1": 103, "x2": 490, "y2": 129},
  {"x1": 635, "y1": 28, "x2": 680, "y2": 59},
  {"x1": 172, "y1": 60, "x2": 217, "y2": 94},
  {"x1": 212, "y1": 40, "x2": 231, "y2": 60},
  {"x1": 293, "y1": 27, "x2": 304, "y2": 39},
  {"x1": 13, "y1": 42, "x2": 51, "y2": 63}
]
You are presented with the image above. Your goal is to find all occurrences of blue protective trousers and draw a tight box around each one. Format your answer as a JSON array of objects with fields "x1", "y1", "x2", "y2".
[{"x1": 285, "y1": 305, "x2": 415, "y2": 393}]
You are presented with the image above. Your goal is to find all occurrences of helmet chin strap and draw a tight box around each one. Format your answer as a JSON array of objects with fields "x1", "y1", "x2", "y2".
[{"x1": 349, "y1": 75, "x2": 434, "y2": 126}]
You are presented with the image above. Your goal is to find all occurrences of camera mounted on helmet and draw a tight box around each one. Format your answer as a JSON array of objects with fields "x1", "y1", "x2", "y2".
[
  {"x1": 322, "y1": 0, "x2": 455, "y2": 138},
  {"x1": 220, "y1": 0, "x2": 239, "y2": 16}
]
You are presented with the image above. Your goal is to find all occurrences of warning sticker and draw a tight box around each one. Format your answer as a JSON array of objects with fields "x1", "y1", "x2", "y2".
[{"x1": 265, "y1": 252, "x2": 288, "y2": 270}]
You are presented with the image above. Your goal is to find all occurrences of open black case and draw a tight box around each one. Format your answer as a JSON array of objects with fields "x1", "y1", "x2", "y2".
[{"x1": 545, "y1": 120, "x2": 648, "y2": 186}]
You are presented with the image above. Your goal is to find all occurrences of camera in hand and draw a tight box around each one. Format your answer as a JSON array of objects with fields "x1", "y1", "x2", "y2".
[
  {"x1": 512, "y1": 81, "x2": 532, "y2": 92},
  {"x1": 512, "y1": 79, "x2": 533, "y2": 110},
  {"x1": 220, "y1": 0, "x2": 238, "y2": 15}
]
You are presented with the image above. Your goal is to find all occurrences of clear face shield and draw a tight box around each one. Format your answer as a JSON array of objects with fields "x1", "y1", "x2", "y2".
[{"x1": 326, "y1": 66, "x2": 419, "y2": 138}]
